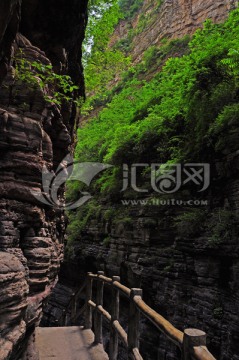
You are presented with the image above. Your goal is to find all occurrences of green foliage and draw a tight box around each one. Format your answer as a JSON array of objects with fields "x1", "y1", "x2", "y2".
[
  {"x1": 209, "y1": 104, "x2": 239, "y2": 152},
  {"x1": 156, "y1": 0, "x2": 163, "y2": 9},
  {"x1": 114, "y1": 216, "x2": 133, "y2": 229},
  {"x1": 141, "y1": 36, "x2": 190, "y2": 71},
  {"x1": 207, "y1": 210, "x2": 236, "y2": 248},
  {"x1": 133, "y1": 12, "x2": 153, "y2": 35},
  {"x1": 162, "y1": 258, "x2": 175, "y2": 274},
  {"x1": 15, "y1": 53, "x2": 81, "y2": 106},
  {"x1": 74, "y1": 10, "x2": 239, "y2": 200},
  {"x1": 142, "y1": 218, "x2": 157, "y2": 229},
  {"x1": 82, "y1": 0, "x2": 131, "y2": 114},
  {"x1": 221, "y1": 49, "x2": 239, "y2": 73},
  {"x1": 175, "y1": 209, "x2": 208, "y2": 237},
  {"x1": 102, "y1": 236, "x2": 111, "y2": 247},
  {"x1": 114, "y1": 37, "x2": 132, "y2": 52},
  {"x1": 213, "y1": 307, "x2": 224, "y2": 319},
  {"x1": 119, "y1": 0, "x2": 144, "y2": 19},
  {"x1": 176, "y1": 208, "x2": 237, "y2": 245},
  {"x1": 67, "y1": 9, "x2": 239, "y2": 242},
  {"x1": 66, "y1": 200, "x2": 101, "y2": 244},
  {"x1": 103, "y1": 208, "x2": 116, "y2": 221}
]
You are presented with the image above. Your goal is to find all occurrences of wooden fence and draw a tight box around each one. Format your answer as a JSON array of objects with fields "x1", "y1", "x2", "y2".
[{"x1": 62, "y1": 271, "x2": 216, "y2": 360}]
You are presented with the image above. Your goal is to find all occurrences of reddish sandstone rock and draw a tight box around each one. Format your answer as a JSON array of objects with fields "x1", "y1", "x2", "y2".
[{"x1": 0, "y1": 1, "x2": 88, "y2": 359}]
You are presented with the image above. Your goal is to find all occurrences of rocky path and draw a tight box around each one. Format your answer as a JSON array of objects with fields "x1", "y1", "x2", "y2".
[{"x1": 36, "y1": 326, "x2": 109, "y2": 360}]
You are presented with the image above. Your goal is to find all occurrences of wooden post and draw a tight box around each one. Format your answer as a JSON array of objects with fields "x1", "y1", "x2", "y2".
[
  {"x1": 94, "y1": 271, "x2": 105, "y2": 343},
  {"x1": 182, "y1": 329, "x2": 207, "y2": 360},
  {"x1": 71, "y1": 294, "x2": 76, "y2": 325},
  {"x1": 109, "y1": 276, "x2": 120, "y2": 360},
  {"x1": 65, "y1": 312, "x2": 69, "y2": 326},
  {"x1": 62, "y1": 310, "x2": 67, "y2": 326},
  {"x1": 128, "y1": 288, "x2": 142, "y2": 359},
  {"x1": 85, "y1": 272, "x2": 93, "y2": 329}
]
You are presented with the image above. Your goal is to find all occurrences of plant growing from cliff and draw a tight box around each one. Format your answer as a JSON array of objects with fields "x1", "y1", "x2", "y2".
[
  {"x1": 207, "y1": 209, "x2": 237, "y2": 248},
  {"x1": 119, "y1": 0, "x2": 144, "y2": 19},
  {"x1": 15, "y1": 54, "x2": 82, "y2": 107},
  {"x1": 66, "y1": 200, "x2": 102, "y2": 245},
  {"x1": 213, "y1": 306, "x2": 224, "y2": 319},
  {"x1": 175, "y1": 209, "x2": 208, "y2": 238},
  {"x1": 102, "y1": 236, "x2": 111, "y2": 247},
  {"x1": 103, "y1": 208, "x2": 116, "y2": 221},
  {"x1": 142, "y1": 218, "x2": 157, "y2": 229},
  {"x1": 82, "y1": 0, "x2": 131, "y2": 115},
  {"x1": 114, "y1": 216, "x2": 133, "y2": 231},
  {"x1": 208, "y1": 103, "x2": 239, "y2": 152},
  {"x1": 156, "y1": 0, "x2": 163, "y2": 10},
  {"x1": 221, "y1": 49, "x2": 239, "y2": 79}
]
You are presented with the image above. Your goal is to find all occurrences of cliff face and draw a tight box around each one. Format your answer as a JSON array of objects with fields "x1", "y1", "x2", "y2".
[
  {"x1": 112, "y1": 0, "x2": 238, "y2": 63},
  {"x1": 73, "y1": 160, "x2": 239, "y2": 360},
  {"x1": 58, "y1": 1, "x2": 239, "y2": 360},
  {"x1": 0, "y1": 1, "x2": 87, "y2": 359}
]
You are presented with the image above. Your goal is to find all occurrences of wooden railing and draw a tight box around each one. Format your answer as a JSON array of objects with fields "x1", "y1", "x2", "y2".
[
  {"x1": 57, "y1": 281, "x2": 87, "y2": 326},
  {"x1": 61, "y1": 271, "x2": 216, "y2": 360},
  {"x1": 84, "y1": 272, "x2": 216, "y2": 360}
]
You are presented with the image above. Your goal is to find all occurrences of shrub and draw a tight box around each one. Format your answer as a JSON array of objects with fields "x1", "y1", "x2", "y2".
[
  {"x1": 207, "y1": 210, "x2": 236, "y2": 248},
  {"x1": 175, "y1": 209, "x2": 208, "y2": 237},
  {"x1": 15, "y1": 53, "x2": 81, "y2": 106},
  {"x1": 142, "y1": 218, "x2": 157, "y2": 229},
  {"x1": 119, "y1": 0, "x2": 144, "y2": 19},
  {"x1": 102, "y1": 236, "x2": 111, "y2": 247}
]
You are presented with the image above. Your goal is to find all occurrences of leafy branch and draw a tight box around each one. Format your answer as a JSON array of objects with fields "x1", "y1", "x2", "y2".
[{"x1": 15, "y1": 53, "x2": 83, "y2": 107}]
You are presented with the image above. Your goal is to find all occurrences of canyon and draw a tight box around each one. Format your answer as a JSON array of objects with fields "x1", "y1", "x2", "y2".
[
  {"x1": 57, "y1": 1, "x2": 239, "y2": 360},
  {"x1": 0, "y1": 1, "x2": 239, "y2": 360}
]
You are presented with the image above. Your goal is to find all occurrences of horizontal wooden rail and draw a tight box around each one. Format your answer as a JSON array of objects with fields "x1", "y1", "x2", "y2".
[
  {"x1": 56, "y1": 281, "x2": 86, "y2": 326},
  {"x1": 113, "y1": 280, "x2": 131, "y2": 297},
  {"x1": 74, "y1": 303, "x2": 86, "y2": 321},
  {"x1": 65, "y1": 271, "x2": 216, "y2": 360},
  {"x1": 183, "y1": 329, "x2": 216, "y2": 360},
  {"x1": 88, "y1": 273, "x2": 98, "y2": 279},
  {"x1": 98, "y1": 274, "x2": 113, "y2": 284},
  {"x1": 132, "y1": 347, "x2": 144, "y2": 360},
  {"x1": 192, "y1": 346, "x2": 216, "y2": 360},
  {"x1": 112, "y1": 320, "x2": 128, "y2": 348},
  {"x1": 133, "y1": 295, "x2": 183, "y2": 347}
]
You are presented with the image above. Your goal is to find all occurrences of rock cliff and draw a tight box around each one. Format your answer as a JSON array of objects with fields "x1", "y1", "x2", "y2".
[
  {"x1": 0, "y1": 1, "x2": 88, "y2": 359},
  {"x1": 111, "y1": 0, "x2": 238, "y2": 63},
  {"x1": 54, "y1": 1, "x2": 239, "y2": 360}
]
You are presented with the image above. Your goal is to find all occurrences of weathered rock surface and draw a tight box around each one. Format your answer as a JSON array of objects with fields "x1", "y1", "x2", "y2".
[
  {"x1": 40, "y1": 283, "x2": 75, "y2": 327},
  {"x1": 111, "y1": 0, "x2": 238, "y2": 63},
  {"x1": 0, "y1": 252, "x2": 28, "y2": 360},
  {"x1": 0, "y1": 0, "x2": 87, "y2": 359}
]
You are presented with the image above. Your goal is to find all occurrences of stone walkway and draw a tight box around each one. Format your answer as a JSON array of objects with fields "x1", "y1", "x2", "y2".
[{"x1": 36, "y1": 326, "x2": 109, "y2": 360}]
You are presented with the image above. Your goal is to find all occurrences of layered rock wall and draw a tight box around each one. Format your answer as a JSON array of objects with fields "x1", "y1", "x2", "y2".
[
  {"x1": 68, "y1": 147, "x2": 239, "y2": 360},
  {"x1": 111, "y1": 0, "x2": 238, "y2": 63},
  {"x1": 0, "y1": 1, "x2": 87, "y2": 359}
]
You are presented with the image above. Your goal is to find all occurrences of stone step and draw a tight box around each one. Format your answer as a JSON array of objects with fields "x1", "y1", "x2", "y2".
[{"x1": 36, "y1": 326, "x2": 109, "y2": 360}]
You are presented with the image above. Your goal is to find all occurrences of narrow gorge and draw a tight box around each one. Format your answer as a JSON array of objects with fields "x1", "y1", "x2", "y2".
[{"x1": 0, "y1": 1, "x2": 239, "y2": 360}]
